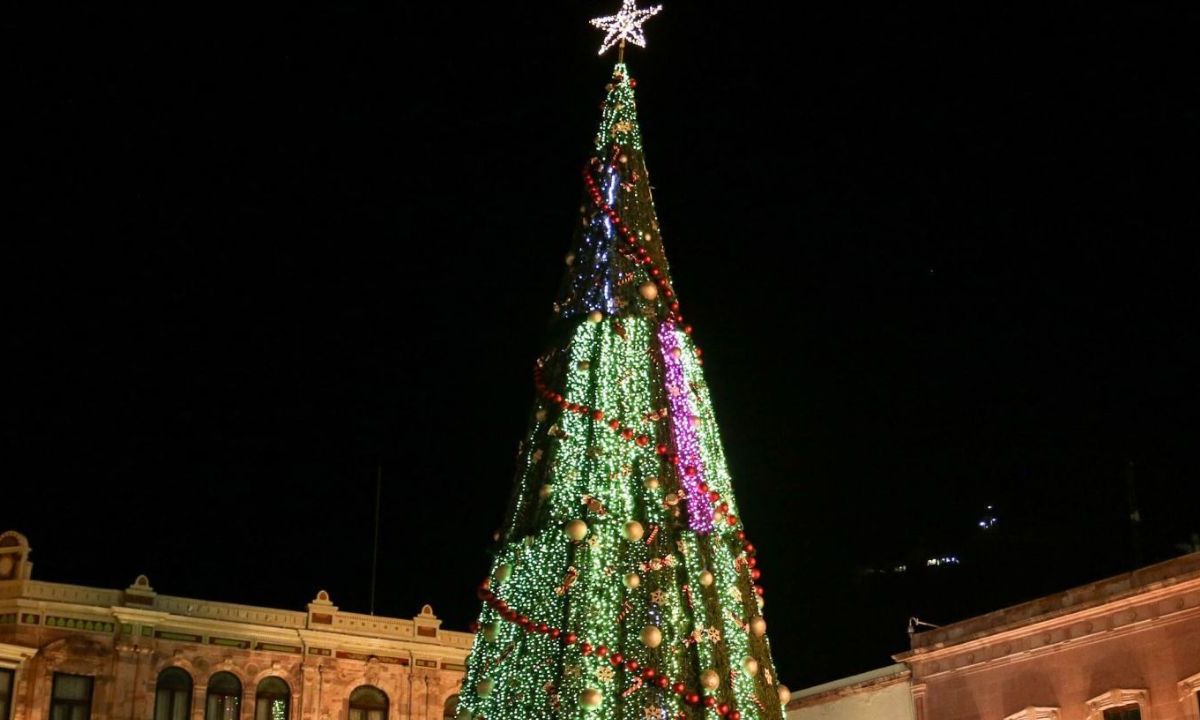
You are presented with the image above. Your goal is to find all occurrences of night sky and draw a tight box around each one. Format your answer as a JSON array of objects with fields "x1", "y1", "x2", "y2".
[{"x1": 5, "y1": 2, "x2": 1199, "y2": 689}]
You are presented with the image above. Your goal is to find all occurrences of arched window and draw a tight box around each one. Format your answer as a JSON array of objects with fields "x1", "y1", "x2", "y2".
[
  {"x1": 205, "y1": 672, "x2": 241, "y2": 720},
  {"x1": 154, "y1": 668, "x2": 193, "y2": 720},
  {"x1": 255, "y1": 678, "x2": 290, "y2": 720},
  {"x1": 441, "y1": 695, "x2": 458, "y2": 720},
  {"x1": 348, "y1": 686, "x2": 388, "y2": 720}
]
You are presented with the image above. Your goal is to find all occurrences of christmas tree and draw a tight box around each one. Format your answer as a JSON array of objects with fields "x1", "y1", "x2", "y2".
[{"x1": 458, "y1": 6, "x2": 789, "y2": 720}]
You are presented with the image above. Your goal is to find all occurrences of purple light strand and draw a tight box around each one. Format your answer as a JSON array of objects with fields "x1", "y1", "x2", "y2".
[{"x1": 657, "y1": 321, "x2": 714, "y2": 534}]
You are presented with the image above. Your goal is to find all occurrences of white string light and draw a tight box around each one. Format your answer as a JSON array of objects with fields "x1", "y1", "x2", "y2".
[{"x1": 590, "y1": 0, "x2": 663, "y2": 56}]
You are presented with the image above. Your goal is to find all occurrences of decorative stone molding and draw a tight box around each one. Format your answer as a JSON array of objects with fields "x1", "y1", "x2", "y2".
[
  {"x1": 1004, "y1": 707, "x2": 1060, "y2": 720},
  {"x1": 1179, "y1": 672, "x2": 1200, "y2": 720},
  {"x1": 1086, "y1": 689, "x2": 1150, "y2": 720}
]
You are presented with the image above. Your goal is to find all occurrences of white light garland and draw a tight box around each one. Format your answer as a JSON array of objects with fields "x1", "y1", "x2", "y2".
[{"x1": 590, "y1": 0, "x2": 663, "y2": 56}]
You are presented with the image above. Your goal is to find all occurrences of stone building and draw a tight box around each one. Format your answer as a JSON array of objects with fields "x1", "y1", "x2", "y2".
[
  {"x1": 0, "y1": 531, "x2": 472, "y2": 720},
  {"x1": 893, "y1": 551, "x2": 1200, "y2": 720},
  {"x1": 784, "y1": 664, "x2": 914, "y2": 720},
  {"x1": 785, "y1": 552, "x2": 1200, "y2": 720}
]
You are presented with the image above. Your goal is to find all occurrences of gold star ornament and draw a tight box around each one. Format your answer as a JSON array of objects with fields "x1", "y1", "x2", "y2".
[{"x1": 590, "y1": 0, "x2": 663, "y2": 56}]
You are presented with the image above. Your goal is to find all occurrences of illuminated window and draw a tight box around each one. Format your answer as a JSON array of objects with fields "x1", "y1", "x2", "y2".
[
  {"x1": 50, "y1": 673, "x2": 93, "y2": 720},
  {"x1": 1, "y1": 668, "x2": 14, "y2": 720},
  {"x1": 442, "y1": 695, "x2": 459, "y2": 720},
  {"x1": 155, "y1": 668, "x2": 193, "y2": 720},
  {"x1": 255, "y1": 678, "x2": 290, "y2": 720},
  {"x1": 205, "y1": 672, "x2": 241, "y2": 720},
  {"x1": 1102, "y1": 707, "x2": 1141, "y2": 720},
  {"x1": 348, "y1": 686, "x2": 388, "y2": 720}
]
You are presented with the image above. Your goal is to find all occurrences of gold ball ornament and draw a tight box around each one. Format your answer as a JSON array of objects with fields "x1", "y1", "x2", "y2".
[
  {"x1": 494, "y1": 563, "x2": 512, "y2": 583},
  {"x1": 643, "y1": 476, "x2": 660, "y2": 490},
  {"x1": 475, "y1": 679, "x2": 494, "y2": 697},
  {"x1": 624, "y1": 573, "x2": 641, "y2": 589},
  {"x1": 579, "y1": 688, "x2": 603, "y2": 709},
  {"x1": 587, "y1": 310, "x2": 604, "y2": 323},
  {"x1": 539, "y1": 484, "x2": 554, "y2": 500},
  {"x1": 700, "y1": 670, "x2": 720, "y2": 691},
  {"x1": 564, "y1": 519, "x2": 589, "y2": 542},
  {"x1": 640, "y1": 625, "x2": 663, "y2": 648},
  {"x1": 482, "y1": 622, "x2": 499, "y2": 642},
  {"x1": 742, "y1": 657, "x2": 760, "y2": 676},
  {"x1": 623, "y1": 520, "x2": 645, "y2": 542},
  {"x1": 639, "y1": 282, "x2": 659, "y2": 301},
  {"x1": 577, "y1": 360, "x2": 591, "y2": 371},
  {"x1": 565, "y1": 252, "x2": 576, "y2": 266},
  {"x1": 750, "y1": 616, "x2": 767, "y2": 637},
  {"x1": 699, "y1": 570, "x2": 714, "y2": 587},
  {"x1": 778, "y1": 686, "x2": 792, "y2": 705},
  {"x1": 456, "y1": 710, "x2": 472, "y2": 720},
  {"x1": 712, "y1": 511, "x2": 725, "y2": 525},
  {"x1": 535, "y1": 408, "x2": 548, "y2": 422},
  {"x1": 670, "y1": 347, "x2": 682, "y2": 359}
]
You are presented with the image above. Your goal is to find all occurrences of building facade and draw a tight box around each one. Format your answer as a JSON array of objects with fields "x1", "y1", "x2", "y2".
[
  {"x1": 894, "y1": 551, "x2": 1200, "y2": 720},
  {"x1": 0, "y1": 531, "x2": 472, "y2": 720},
  {"x1": 784, "y1": 664, "x2": 914, "y2": 720}
]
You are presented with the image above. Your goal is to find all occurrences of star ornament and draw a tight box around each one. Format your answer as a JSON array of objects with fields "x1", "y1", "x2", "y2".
[{"x1": 590, "y1": 0, "x2": 663, "y2": 56}]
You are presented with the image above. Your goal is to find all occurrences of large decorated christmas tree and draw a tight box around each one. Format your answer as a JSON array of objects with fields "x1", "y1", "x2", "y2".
[{"x1": 458, "y1": 5, "x2": 789, "y2": 720}]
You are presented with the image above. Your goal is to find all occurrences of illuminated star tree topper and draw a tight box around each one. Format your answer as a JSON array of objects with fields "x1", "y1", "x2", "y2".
[{"x1": 590, "y1": 0, "x2": 663, "y2": 58}]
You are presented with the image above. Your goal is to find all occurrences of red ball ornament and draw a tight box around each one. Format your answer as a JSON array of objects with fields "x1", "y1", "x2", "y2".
[
  {"x1": 609, "y1": 419, "x2": 621, "y2": 430},
  {"x1": 709, "y1": 491, "x2": 721, "y2": 502},
  {"x1": 596, "y1": 645, "x2": 608, "y2": 657},
  {"x1": 704, "y1": 697, "x2": 716, "y2": 709},
  {"x1": 684, "y1": 324, "x2": 694, "y2": 335},
  {"x1": 744, "y1": 543, "x2": 756, "y2": 555},
  {"x1": 672, "y1": 683, "x2": 686, "y2": 695},
  {"x1": 737, "y1": 531, "x2": 746, "y2": 541},
  {"x1": 565, "y1": 632, "x2": 578, "y2": 645},
  {"x1": 656, "y1": 444, "x2": 669, "y2": 455},
  {"x1": 636, "y1": 435, "x2": 649, "y2": 447},
  {"x1": 624, "y1": 660, "x2": 639, "y2": 672},
  {"x1": 748, "y1": 557, "x2": 757, "y2": 568},
  {"x1": 686, "y1": 694, "x2": 700, "y2": 706},
  {"x1": 650, "y1": 267, "x2": 661, "y2": 277},
  {"x1": 622, "y1": 428, "x2": 635, "y2": 440},
  {"x1": 727, "y1": 514, "x2": 738, "y2": 526},
  {"x1": 550, "y1": 628, "x2": 561, "y2": 639},
  {"x1": 641, "y1": 668, "x2": 655, "y2": 679},
  {"x1": 685, "y1": 466, "x2": 698, "y2": 478},
  {"x1": 580, "y1": 642, "x2": 593, "y2": 655},
  {"x1": 656, "y1": 676, "x2": 669, "y2": 689},
  {"x1": 698, "y1": 482, "x2": 709, "y2": 492},
  {"x1": 629, "y1": 78, "x2": 637, "y2": 87},
  {"x1": 751, "y1": 568, "x2": 762, "y2": 580},
  {"x1": 609, "y1": 653, "x2": 623, "y2": 666},
  {"x1": 754, "y1": 585, "x2": 765, "y2": 596},
  {"x1": 718, "y1": 704, "x2": 730, "y2": 716},
  {"x1": 729, "y1": 712, "x2": 741, "y2": 720},
  {"x1": 536, "y1": 622, "x2": 549, "y2": 633},
  {"x1": 592, "y1": 409, "x2": 605, "y2": 421}
]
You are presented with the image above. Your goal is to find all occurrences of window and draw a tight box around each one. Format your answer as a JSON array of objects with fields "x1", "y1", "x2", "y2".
[
  {"x1": 1, "y1": 668, "x2": 14, "y2": 720},
  {"x1": 255, "y1": 678, "x2": 289, "y2": 720},
  {"x1": 155, "y1": 668, "x2": 193, "y2": 720},
  {"x1": 1087, "y1": 690, "x2": 1149, "y2": 720},
  {"x1": 442, "y1": 695, "x2": 458, "y2": 720},
  {"x1": 205, "y1": 672, "x2": 241, "y2": 720},
  {"x1": 348, "y1": 686, "x2": 388, "y2": 720},
  {"x1": 50, "y1": 674, "x2": 93, "y2": 720}
]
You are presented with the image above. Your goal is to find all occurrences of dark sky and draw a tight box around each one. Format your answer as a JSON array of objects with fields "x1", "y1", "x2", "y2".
[{"x1": 5, "y1": 2, "x2": 1199, "y2": 688}]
